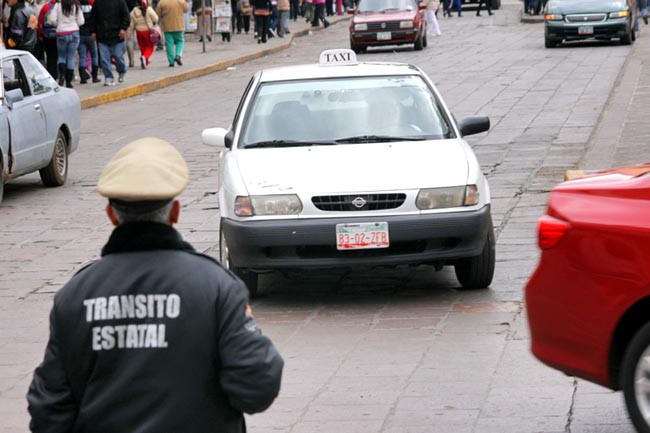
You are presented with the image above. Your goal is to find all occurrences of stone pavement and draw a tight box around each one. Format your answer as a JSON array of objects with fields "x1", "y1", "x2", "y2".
[
  {"x1": 75, "y1": 13, "x2": 350, "y2": 108},
  {"x1": 1, "y1": 2, "x2": 649, "y2": 432}
]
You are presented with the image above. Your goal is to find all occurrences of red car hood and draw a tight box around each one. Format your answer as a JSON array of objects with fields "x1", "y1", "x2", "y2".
[{"x1": 353, "y1": 10, "x2": 418, "y2": 22}]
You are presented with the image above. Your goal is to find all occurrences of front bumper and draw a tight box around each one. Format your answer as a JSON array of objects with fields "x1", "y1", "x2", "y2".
[
  {"x1": 545, "y1": 19, "x2": 627, "y2": 41},
  {"x1": 222, "y1": 205, "x2": 491, "y2": 270},
  {"x1": 350, "y1": 29, "x2": 421, "y2": 46}
]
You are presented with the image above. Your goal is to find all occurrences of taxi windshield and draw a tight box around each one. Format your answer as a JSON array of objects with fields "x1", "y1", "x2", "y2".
[
  {"x1": 240, "y1": 76, "x2": 454, "y2": 148},
  {"x1": 357, "y1": 0, "x2": 417, "y2": 12}
]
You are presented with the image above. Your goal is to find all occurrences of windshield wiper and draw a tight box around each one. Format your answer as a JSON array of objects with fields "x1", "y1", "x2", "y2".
[
  {"x1": 382, "y1": 8, "x2": 401, "y2": 12},
  {"x1": 335, "y1": 135, "x2": 427, "y2": 143},
  {"x1": 244, "y1": 140, "x2": 337, "y2": 149}
]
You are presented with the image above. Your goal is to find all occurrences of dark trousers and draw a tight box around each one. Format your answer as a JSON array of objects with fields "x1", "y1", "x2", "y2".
[
  {"x1": 237, "y1": 14, "x2": 251, "y2": 32},
  {"x1": 477, "y1": 0, "x2": 491, "y2": 13},
  {"x1": 325, "y1": 0, "x2": 333, "y2": 15},
  {"x1": 254, "y1": 14, "x2": 269, "y2": 41},
  {"x1": 290, "y1": 0, "x2": 299, "y2": 19},
  {"x1": 312, "y1": 3, "x2": 328, "y2": 26},
  {"x1": 42, "y1": 37, "x2": 58, "y2": 78}
]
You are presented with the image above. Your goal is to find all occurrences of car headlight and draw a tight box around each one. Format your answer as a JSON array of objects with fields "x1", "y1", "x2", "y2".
[
  {"x1": 416, "y1": 185, "x2": 479, "y2": 210},
  {"x1": 545, "y1": 14, "x2": 563, "y2": 20},
  {"x1": 354, "y1": 23, "x2": 368, "y2": 31},
  {"x1": 609, "y1": 10, "x2": 629, "y2": 18},
  {"x1": 400, "y1": 20, "x2": 414, "y2": 28},
  {"x1": 235, "y1": 195, "x2": 303, "y2": 216}
]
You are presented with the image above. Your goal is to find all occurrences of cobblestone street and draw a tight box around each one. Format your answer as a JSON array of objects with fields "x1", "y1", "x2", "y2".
[{"x1": 1, "y1": 1, "x2": 648, "y2": 431}]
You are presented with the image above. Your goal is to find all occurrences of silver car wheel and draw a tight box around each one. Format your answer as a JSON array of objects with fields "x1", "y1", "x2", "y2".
[
  {"x1": 55, "y1": 136, "x2": 67, "y2": 177},
  {"x1": 634, "y1": 347, "x2": 650, "y2": 423}
]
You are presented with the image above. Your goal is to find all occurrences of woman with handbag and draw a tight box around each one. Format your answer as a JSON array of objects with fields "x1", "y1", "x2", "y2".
[
  {"x1": 239, "y1": 0, "x2": 251, "y2": 34},
  {"x1": 127, "y1": 0, "x2": 158, "y2": 68}
]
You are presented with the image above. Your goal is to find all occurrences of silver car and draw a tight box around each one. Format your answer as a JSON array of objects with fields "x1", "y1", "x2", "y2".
[{"x1": 0, "y1": 49, "x2": 81, "y2": 204}]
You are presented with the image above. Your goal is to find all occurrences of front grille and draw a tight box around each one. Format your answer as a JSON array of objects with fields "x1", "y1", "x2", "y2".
[
  {"x1": 367, "y1": 21, "x2": 402, "y2": 31},
  {"x1": 565, "y1": 13, "x2": 607, "y2": 22},
  {"x1": 312, "y1": 193, "x2": 407, "y2": 212}
]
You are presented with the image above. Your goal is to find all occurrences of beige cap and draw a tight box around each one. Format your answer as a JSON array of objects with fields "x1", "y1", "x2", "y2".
[{"x1": 97, "y1": 137, "x2": 189, "y2": 201}]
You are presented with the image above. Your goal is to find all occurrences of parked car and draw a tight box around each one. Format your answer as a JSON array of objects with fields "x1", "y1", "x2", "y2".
[
  {"x1": 202, "y1": 49, "x2": 495, "y2": 296},
  {"x1": 526, "y1": 164, "x2": 650, "y2": 433},
  {"x1": 544, "y1": 0, "x2": 637, "y2": 47},
  {"x1": 349, "y1": 0, "x2": 427, "y2": 53},
  {"x1": 0, "y1": 49, "x2": 81, "y2": 203}
]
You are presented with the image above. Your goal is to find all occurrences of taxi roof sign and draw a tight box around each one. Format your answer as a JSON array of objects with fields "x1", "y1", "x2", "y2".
[{"x1": 319, "y1": 49, "x2": 358, "y2": 67}]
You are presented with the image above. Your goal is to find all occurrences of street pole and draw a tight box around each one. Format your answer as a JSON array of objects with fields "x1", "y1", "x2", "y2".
[{"x1": 201, "y1": 0, "x2": 206, "y2": 53}]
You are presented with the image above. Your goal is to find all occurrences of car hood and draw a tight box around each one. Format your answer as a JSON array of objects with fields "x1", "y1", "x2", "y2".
[
  {"x1": 353, "y1": 10, "x2": 417, "y2": 23},
  {"x1": 236, "y1": 140, "x2": 469, "y2": 195},
  {"x1": 548, "y1": 0, "x2": 626, "y2": 14}
]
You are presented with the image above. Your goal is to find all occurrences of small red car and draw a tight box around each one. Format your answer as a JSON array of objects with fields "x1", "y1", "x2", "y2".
[
  {"x1": 526, "y1": 163, "x2": 650, "y2": 433},
  {"x1": 349, "y1": 0, "x2": 427, "y2": 53}
]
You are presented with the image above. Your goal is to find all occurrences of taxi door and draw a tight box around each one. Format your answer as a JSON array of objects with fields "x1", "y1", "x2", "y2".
[{"x1": 2, "y1": 57, "x2": 47, "y2": 175}]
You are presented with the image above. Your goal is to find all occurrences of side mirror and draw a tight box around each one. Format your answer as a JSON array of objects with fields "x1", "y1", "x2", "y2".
[
  {"x1": 458, "y1": 116, "x2": 490, "y2": 137},
  {"x1": 347, "y1": 7, "x2": 355, "y2": 13},
  {"x1": 4, "y1": 88, "x2": 24, "y2": 109},
  {"x1": 202, "y1": 127, "x2": 234, "y2": 149}
]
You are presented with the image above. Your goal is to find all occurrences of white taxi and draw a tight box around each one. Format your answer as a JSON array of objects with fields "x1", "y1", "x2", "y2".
[{"x1": 203, "y1": 49, "x2": 494, "y2": 296}]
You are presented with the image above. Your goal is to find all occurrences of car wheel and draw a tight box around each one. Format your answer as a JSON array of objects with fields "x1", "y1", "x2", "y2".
[
  {"x1": 545, "y1": 35, "x2": 558, "y2": 48},
  {"x1": 39, "y1": 129, "x2": 68, "y2": 187},
  {"x1": 414, "y1": 32, "x2": 424, "y2": 51},
  {"x1": 454, "y1": 219, "x2": 496, "y2": 289},
  {"x1": 350, "y1": 40, "x2": 362, "y2": 54},
  {"x1": 422, "y1": 32, "x2": 428, "y2": 47},
  {"x1": 621, "y1": 23, "x2": 633, "y2": 45},
  {"x1": 0, "y1": 169, "x2": 4, "y2": 205},
  {"x1": 219, "y1": 228, "x2": 259, "y2": 298},
  {"x1": 622, "y1": 321, "x2": 650, "y2": 433}
]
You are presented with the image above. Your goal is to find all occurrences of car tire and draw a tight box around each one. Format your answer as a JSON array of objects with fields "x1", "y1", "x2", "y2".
[
  {"x1": 454, "y1": 220, "x2": 495, "y2": 289},
  {"x1": 414, "y1": 32, "x2": 424, "y2": 51},
  {"x1": 350, "y1": 41, "x2": 365, "y2": 54},
  {"x1": 422, "y1": 32, "x2": 428, "y2": 47},
  {"x1": 219, "y1": 228, "x2": 259, "y2": 298},
  {"x1": 39, "y1": 129, "x2": 68, "y2": 187},
  {"x1": 621, "y1": 23, "x2": 633, "y2": 45},
  {"x1": 0, "y1": 164, "x2": 4, "y2": 205},
  {"x1": 545, "y1": 36, "x2": 558, "y2": 48},
  {"x1": 622, "y1": 321, "x2": 650, "y2": 433},
  {"x1": 490, "y1": 0, "x2": 500, "y2": 9}
]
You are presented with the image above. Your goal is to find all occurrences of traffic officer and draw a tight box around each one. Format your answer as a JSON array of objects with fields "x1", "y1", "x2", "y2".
[{"x1": 27, "y1": 137, "x2": 284, "y2": 433}]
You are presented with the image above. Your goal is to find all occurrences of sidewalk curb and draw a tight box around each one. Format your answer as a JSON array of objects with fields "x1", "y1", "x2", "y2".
[
  {"x1": 520, "y1": 10, "x2": 544, "y2": 23},
  {"x1": 80, "y1": 15, "x2": 351, "y2": 110}
]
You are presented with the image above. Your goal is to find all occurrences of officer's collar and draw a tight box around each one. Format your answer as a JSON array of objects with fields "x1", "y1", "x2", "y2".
[{"x1": 101, "y1": 222, "x2": 195, "y2": 256}]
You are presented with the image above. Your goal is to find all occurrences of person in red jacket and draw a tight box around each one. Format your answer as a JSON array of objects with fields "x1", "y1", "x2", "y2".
[{"x1": 37, "y1": 0, "x2": 58, "y2": 77}]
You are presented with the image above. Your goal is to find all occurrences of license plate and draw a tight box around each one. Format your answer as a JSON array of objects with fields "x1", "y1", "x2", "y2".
[
  {"x1": 377, "y1": 31, "x2": 392, "y2": 41},
  {"x1": 578, "y1": 26, "x2": 594, "y2": 35},
  {"x1": 336, "y1": 222, "x2": 389, "y2": 250}
]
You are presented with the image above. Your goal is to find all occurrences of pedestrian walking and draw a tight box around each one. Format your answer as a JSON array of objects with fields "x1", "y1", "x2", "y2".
[
  {"x1": 155, "y1": 0, "x2": 188, "y2": 67},
  {"x1": 252, "y1": 0, "x2": 270, "y2": 43},
  {"x1": 448, "y1": 0, "x2": 461, "y2": 16},
  {"x1": 304, "y1": 0, "x2": 313, "y2": 22},
  {"x1": 26, "y1": 137, "x2": 284, "y2": 433},
  {"x1": 289, "y1": 0, "x2": 297, "y2": 20},
  {"x1": 422, "y1": 0, "x2": 440, "y2": 35},
  {"x1": 277, "y1": 0, "x2": 289, "y2": 36},
  {"x1": 4, "y1": 0, "x2": 37, "y2": 53},
  {"x1": 193, "y1": 0, "x2": 211, "y2": 41},
  {"x1": 77, "y1": 0, "x2": 100, "y2": 83},
  {"x1": 49, "y1": 0, "x2": 84, "y2": 88},
  {"x1": 124, "y1": 0, "x2": 136, "y2": 67},
  {"x1": 238, "y1": 0, "x2": 251, "y2": 33},
  {"x1": 87, "y1": 0, "x2": 130, "y2": 86},
  {"x1": 635, "y1": 0, "x2": 648, "y2": 31},
  {"x1": 128, "y1": 0, "x2": 157, "y2": 68},
  {"x1": 311, "y1": 0, "x2": 327, "y2": 27},
  {"x1": 37, "y1": 0, "x2": 57, "y2": 76},
  {"x1": 476, "y1": 0, "x2": 492, "y2": 15}
]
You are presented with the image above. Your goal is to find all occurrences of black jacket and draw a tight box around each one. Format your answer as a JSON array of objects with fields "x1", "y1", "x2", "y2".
[
  {"x1": 6, "y1": 3, "x2": 37, "y2": 51},
  {"x1": 27, "y1": 222, "x2": 284, "y2": 433},
  {"x1": 86, "y1": 0, "x2": 130, "y2": 44},
  {"x1": 79, "y1": 0, "x2": 94, "y2": 36}
]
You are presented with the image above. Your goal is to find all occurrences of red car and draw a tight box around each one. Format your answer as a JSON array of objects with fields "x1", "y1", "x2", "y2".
[
  {"x1": 526, "y1": 163, "x2": 650, "y2": 433},
  {"x1": 349, "y1": 0, "x2": 427, "y2": 53}
]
